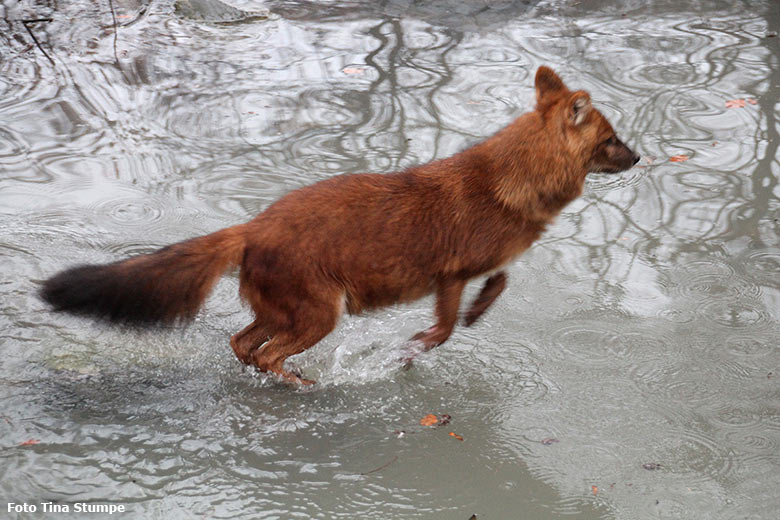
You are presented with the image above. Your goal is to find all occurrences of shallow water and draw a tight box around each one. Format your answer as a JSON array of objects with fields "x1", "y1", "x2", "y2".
[{"x1": 1, "y1": 0, "x2": 779, "y2": 518}]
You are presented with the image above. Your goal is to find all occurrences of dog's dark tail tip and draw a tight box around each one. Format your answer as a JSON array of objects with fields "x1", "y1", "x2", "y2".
[
  {"x1": 39, "y1": 226, "x2": 247, "y2": 326},
  {"x1": 39, "y1": 263, "x2": 131, "y2": 323}
]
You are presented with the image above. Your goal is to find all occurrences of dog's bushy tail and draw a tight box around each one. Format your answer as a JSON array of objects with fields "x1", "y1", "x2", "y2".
[{"x1": 39, "y1": 225, "x2": 247, "y2": 326}]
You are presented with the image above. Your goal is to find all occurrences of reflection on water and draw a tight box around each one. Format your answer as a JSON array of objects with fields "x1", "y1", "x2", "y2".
[{"x1": 1, "y1": 0, "x2": 778, "y2": 518}]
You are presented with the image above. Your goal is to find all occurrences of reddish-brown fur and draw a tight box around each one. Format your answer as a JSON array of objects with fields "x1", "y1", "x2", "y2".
[{"x1": 40, "y1": 67, "x2": 639, "y2": 384}]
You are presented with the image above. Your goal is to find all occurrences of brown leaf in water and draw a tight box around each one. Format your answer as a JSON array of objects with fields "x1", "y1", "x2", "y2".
[
  {"x1": 420, "y1": 414, "x2": 438, "y2": 426},
  {"x1": 420, "y1": 413, "x2": 452, "y2": 427},
  {"x1": 449, "y1": 432, "x2": 464, "y2": 441},
  {"x1": 669, "y1": 155, "x2": 689, "y2": 162},
  {"x1": 541, "y1": 437, "x2": 559, "y2": 446},
  {"x1": 725, "y1": 99, "x2": 746, "y2": 108}
]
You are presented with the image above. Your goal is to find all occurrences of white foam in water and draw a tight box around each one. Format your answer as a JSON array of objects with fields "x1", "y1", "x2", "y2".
[{"x1": 286, "y1": 306, "x2": 431, "y2": 387}]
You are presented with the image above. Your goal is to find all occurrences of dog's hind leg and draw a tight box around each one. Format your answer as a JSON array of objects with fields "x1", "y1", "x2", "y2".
[
  {"x1": 410, "y1": 278, "x2": 467, "y2": 351},
  {"x1": 463, "y1": 271, "x2": 507, "y2": 327},
  {"x1": 230, "y1": 320, "x2": 272, "y2": 365},
  {"x1": 250, "y1": 292, "x2": 343, "y2": 385}
]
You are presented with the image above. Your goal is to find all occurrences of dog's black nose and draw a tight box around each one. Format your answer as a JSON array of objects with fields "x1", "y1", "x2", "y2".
[{"x1": 632, "y1": 154, "x2": 641, "y2": 165}]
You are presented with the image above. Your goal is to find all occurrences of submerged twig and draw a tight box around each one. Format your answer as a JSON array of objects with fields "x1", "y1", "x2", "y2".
[
  {"x1": 108, "y1": 0, "x2": 120, "y2": 66},
  {"x1": 21, "y1": 18, "x2": 55, "y2": 66},
  {"x1": 360, "y1": 455, "x2": 398, "y2": 476}
]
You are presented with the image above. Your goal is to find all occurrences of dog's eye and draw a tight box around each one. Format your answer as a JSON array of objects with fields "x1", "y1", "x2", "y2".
[{"x1": 605, "y1": 136, "x2": 618, "y2": 145}]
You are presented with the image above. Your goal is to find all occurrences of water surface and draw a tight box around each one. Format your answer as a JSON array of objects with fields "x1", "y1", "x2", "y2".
[{"x1": 1, "y1": 0, "x2": 778, "y2": 518}]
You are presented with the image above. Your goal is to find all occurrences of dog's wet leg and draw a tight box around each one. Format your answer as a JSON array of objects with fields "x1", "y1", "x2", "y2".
[
  {"x1": 403, "y1": 279, "x2": 466, "y2": 368},
  {"x1": 250, "y1": 294, "x2": 342, "y2": 385},
  {"x1": 463, "y1": 271, "x2": 507, "y2": 326},
  {"x1": 230, "y1": 320, "x2": 271, "y2": 365}
]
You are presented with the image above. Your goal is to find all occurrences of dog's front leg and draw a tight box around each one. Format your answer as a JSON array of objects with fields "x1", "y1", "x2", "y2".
[
  {"x1": 410, "y1": 278, "x2": 467, "y2": 351},
  {"x1": 463, "y1": 271, "x2": 507, "y2": 326}
]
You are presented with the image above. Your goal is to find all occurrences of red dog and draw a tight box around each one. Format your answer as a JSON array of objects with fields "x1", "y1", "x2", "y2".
[{"x1": 41, "y1": 67, "x2": 639, "y2": 384}]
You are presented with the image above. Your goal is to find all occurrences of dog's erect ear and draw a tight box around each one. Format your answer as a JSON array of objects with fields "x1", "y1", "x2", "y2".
[
  {"x1": 568, "y1": 91, "x2": 592, "y2": 126},
  {"x1": 535, "y1": 66, "x2": 566, "y2": 105}
]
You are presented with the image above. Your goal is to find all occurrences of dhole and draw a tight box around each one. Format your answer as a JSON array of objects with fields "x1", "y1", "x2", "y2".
[{"x1": 40, "y1": 67, "x2": 639, "y2": 385}]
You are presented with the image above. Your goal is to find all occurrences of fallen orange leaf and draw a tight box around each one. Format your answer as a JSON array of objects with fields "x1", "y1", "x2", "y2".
[
  {"x1": 19, "y1": 439, "x2": 40, "y2": 446},
  {"x1": 725, "y1": 99, "x2": 746, "y2": 108},
  {"x1": 591, "y1": 485, "x2": 599, "y2": 495},
  {"x1": 669, "y1": 155, "x2": 689, "y2": 162},
  {"x1": 449, "y1": 432, "x2": 464, "y2": 441},
  {"x1": 420, "y1": 414, "x2": 438, "y2": 426},
  {"x1": 343, "y1": 67, "x2": 365, "y2": 75}
]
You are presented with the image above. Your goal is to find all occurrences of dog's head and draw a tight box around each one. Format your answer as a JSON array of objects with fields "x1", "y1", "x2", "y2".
[{"x1": 535, "y1": 66, "x2": 640, "y2": 174}]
